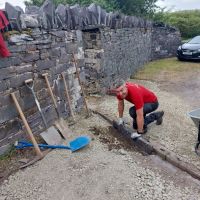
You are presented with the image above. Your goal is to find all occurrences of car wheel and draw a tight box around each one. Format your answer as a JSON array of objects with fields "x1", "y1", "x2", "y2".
[{"x1": 177, "y1": 56, "x2": 184, "y2": 61}]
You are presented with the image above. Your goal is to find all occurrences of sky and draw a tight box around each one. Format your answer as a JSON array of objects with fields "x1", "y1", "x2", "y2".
[
  {"x1": 0, "y1": 0, "x2": 200, "y2": 12},
  {"x1": 156, "y1": 0, "x2": 200, "y2": 11}
]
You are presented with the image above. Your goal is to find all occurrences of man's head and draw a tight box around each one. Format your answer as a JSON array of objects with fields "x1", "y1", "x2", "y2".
[{"x1": 112, "y1": 79, "x2": 128, "y2": 99}]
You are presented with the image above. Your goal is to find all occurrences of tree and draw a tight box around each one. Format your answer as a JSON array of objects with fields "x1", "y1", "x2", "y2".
[{"x1": 153, "y1": 10, "x2": 200, "y2": 38}]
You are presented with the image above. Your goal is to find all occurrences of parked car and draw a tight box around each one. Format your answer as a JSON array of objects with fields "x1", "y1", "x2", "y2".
[{"x1": 177, "y1": 36, "x2": 200, "y2": 61}]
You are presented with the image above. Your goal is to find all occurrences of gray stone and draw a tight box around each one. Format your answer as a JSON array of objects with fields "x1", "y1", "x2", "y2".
[
  {"x1": 25, "y1": 6, "x2": 40, "y2": 14},
  {"x1": 9, "y1": 72, "x2": 33, "y2": 88},
  {"x1": 88, "y1": 3, "x2": 98, "y2": 25},
  {"x1": 49, "y1": 48, "x2": 61, "y2": 58},
  {"x1": 0, "y1": 57, "x2": 21, "y2": 69},
  {"x1": 0, "y1": 120, "x2": 22, "y2": 141},
  {"x1": 52, "y1": 63, "x2": 67, "y2": 75},
  {"x1": 70, "y1": 4, "x2": 81, "y2": 29},
  {"x1": 39, "y1": 0, "x2": 56, "y2": 29},
  {"x1": 5, "y1": 2, "x2": 22, "y2": 31},
  {"x1": 21, "y1": 51, "x2": 40, "y2": 63},
  {"x1": 9, "y1": 44, "x2": 27, "y2": 53},
  {"x1": 20, "y1": 14, "x2": 39, "y2": 29},
  {"x1": 50, "y1": 31, "x2": 65, "y2": 38},
  {"x1": 0, "y1": 80, "x2": 7, "y2": 92},
  {"x1": 0, "y1": 104, "x2": 18, "y2": 124},
  {"x1": 0, "y1": 144, "x2": 12, "y2": 156},
  {"x1": 55, "y1": 4, "x2": 66, "y2": 28},
  {"x1": 0, "y1": 66, "x2": 16, "y2": 81},
  {"x1": 15, "y1": 6, "x2": 24, "y2": 14},
  {"x1": 65, "y1": 5, "x2": 73, "y2": 30},
  {"x1": 9, "y1": 34, "x2": 33, "y2": 44},
  {"x1": 35, "y1": 59, "x2": 56, "y2": 71},
  {"x1": 36, "y1": 44, "x2": 51, "y2": 49}
]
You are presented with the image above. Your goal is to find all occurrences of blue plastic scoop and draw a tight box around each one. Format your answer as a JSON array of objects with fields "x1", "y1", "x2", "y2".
[{"x1": 15, "y1": 136, "x2": 91, "y2": 152}]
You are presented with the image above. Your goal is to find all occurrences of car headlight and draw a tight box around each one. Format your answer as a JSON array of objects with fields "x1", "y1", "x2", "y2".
[{"x1": 178, "y1": 46, "x2": 182, "y2": 50}]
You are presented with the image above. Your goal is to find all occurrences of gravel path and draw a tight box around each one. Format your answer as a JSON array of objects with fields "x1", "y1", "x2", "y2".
[
  {"x1": 1, "y1": 79, "x2": 200, "y2": 199},
  {"x1": 90, "y1": 79, "x2": 200, "y2": 167}
]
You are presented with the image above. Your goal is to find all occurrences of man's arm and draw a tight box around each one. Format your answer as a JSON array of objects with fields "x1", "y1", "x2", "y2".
[
  {"x1": 118, "y1": 100, "x2": 124, "y2": 118},
  {"x1": 136, "y1": 107, "x2": 144, "y2": 133}
]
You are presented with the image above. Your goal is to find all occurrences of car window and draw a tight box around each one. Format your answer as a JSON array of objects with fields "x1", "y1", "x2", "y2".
[{"x1": 188, "y1": 36, "x2": 200, "y2": 44}]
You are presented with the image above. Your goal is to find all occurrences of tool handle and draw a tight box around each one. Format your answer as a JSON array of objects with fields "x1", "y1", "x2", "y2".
[
  {"x1": 25, "y1": 79, "x2": 33, "y2": 84},
  {"x1": 61, "y1": 72, "x2": 75, "y2": 120},
  {"x1": 72, "y1": 53, "x2": 90, "y2": 116},
  {"x1": 16, "y1": 141, "x2": 71, "y2": 150},
  {"x1": 11, "y1": 92, "x2": 43, "y2": 157},
  {"x1": 42, "y1": 74, "x2": 58, "y2": 109}
]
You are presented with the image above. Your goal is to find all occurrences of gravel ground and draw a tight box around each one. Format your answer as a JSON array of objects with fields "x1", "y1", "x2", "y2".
[
  {"x1": 90, "y1": 79, "x2": 200, "y2": 167},
  {"x1": 1, "y1": 79, "x2": 200, "y2": 199}
]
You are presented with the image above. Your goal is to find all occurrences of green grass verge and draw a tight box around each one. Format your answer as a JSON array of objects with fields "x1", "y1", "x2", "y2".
[
  {"x1": 0, "y1": 146, "x2": 16, "y2": 161},
  {"x1": 133, "y1": 57, "x2": 200, "y2": 80}
]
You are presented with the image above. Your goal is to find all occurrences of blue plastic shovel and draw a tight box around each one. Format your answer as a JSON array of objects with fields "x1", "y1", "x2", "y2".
[{"x1": 15, "y1": 136, "x2": 91, "y2": 152}]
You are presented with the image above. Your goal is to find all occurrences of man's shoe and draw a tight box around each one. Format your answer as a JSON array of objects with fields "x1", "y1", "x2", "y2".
[
  {"x1": 156, "y1": 111, "x2": 164, "y2": 125},
  {"x1": 131, "y1": 132, "x2": 141, "y2": 139}
]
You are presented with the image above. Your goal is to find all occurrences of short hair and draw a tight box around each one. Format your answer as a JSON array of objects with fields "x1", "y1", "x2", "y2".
[{"x1": 112, "y1": 79, "x2": 125, "y2": 89}]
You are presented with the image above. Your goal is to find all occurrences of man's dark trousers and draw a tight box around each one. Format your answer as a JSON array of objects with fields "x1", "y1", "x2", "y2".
[{"x1": 129, "y1": 102, "x2": 159, "y2": 129}]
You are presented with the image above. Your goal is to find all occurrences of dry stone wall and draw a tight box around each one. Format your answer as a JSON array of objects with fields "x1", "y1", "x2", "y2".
[
  {"x1": 83, "y1": 25, "x2": 181, "y2": 94},
  {"x1": 0, "y1": 29, "x2": 84, "y2": 154}
]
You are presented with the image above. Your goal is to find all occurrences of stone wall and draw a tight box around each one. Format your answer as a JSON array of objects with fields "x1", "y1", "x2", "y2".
[
  {"x1": 82, "y1": 25, "x2": 181, "y2": 94},
  {"x1": 0, "y1": 29, "x2": 84, "y2": 154},
  {"x1": 151, "y1": 23, "x2": 181, "y2": 60}
]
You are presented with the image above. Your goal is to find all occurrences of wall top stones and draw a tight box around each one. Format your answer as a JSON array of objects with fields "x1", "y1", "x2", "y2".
[{"x1": 4, "y1": 0, "x2": 155, "y2": 32}]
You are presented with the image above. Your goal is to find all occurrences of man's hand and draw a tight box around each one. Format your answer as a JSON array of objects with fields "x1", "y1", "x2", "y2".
[{"x1": 117, "y1": 118, "x2": 124, "y2": 126}]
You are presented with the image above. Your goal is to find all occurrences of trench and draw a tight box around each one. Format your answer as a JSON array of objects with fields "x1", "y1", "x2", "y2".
[{"x1": 91, "y1": 124, "x2": 200, "y2": 189}]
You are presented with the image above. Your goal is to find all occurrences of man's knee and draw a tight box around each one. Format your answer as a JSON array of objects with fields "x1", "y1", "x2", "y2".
[{"x1": 129, "y1": 107, "x2": 136, "y2": 118}]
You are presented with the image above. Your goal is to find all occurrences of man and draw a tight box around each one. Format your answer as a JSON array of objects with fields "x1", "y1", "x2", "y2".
[{"x1": 112, "y1": 80, "x2": 164, "y2": 138}]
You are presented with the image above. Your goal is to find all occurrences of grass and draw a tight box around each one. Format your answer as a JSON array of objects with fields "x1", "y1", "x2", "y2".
[
  {"x1": 0, "y1": 146, "x2": 16, "y2": 161},
  {"x1": 133, "y1": 57, "x2": 200, "y2": 80}
]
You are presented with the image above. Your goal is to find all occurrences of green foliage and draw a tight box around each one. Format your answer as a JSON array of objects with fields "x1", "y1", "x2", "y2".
[
  {"x1": 153, "y1": 10, "x2": 200, "y2": 38},
  {"x1": 24, "y1": 0, "x2": 159, "y2": 17}
]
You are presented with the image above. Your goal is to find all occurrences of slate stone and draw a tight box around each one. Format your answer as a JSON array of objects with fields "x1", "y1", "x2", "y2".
[
  {"x1": 39, "y1": 0, "x2": 56, "y2": 29},
  {"x1": 0, "y1": 80, "x2": 7, "y2": 92},
  {"x1": 15, "y1": 6, "x2": 24, "y2": 14},
  {"x1": 25, "y1": 6, "x2": 40, "y2": 14},
  {"x1": 55, "y1": 4, "x2": 66, "y2": 28},
  {"x1": 70, "y1": 4, "x2": 81, "y2": 29},
  {"x1": 0, "y1": 144, "x2": 12, "y2": 156},
  {"x1": 35, "y1": 59, "x2": 56, "y2": 71},
  {"x1": 88, "y1": 3, "x2": 98, "y2": 25},
  {"x1": 9, "y1": 34, "x2": 33, "y2": 44},
  {"x1": 21, "y1": 51, "x2": 40, "y2": 63},
  {"x1": 65, "y1": 5, "x2": 73, "y2": 29},
  {"x1": 9, "y1": 44, "x2": 27, "y2": 53},
  {"x1": 0, "y1": 66, "x2": 16, "y2": 81},
  {"x1": 20, "y1": 14, "x2": 39, "y2": 29},
  {"x1": 9, "y1": 72, "x2": 33, "y2": 88},
  {"x1": 0, "y1": 104, "x2": 18, "y2": 124},
  {"x1": 5, "y1": 2, "x2": 22, "y2": 31},
  {"x1": 0, "y1": 57, "x2": 21, "y2": 69}
]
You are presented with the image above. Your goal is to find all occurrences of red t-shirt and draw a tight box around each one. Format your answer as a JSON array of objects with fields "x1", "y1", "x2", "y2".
[{"x1": 117, "y1": 82, "x2": 157, "y2": 110}]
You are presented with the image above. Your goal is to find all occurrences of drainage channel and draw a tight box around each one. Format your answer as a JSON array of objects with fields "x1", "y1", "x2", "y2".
[{"x1": 92, "y1": 109, "x2": 200, "y2": 182}]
